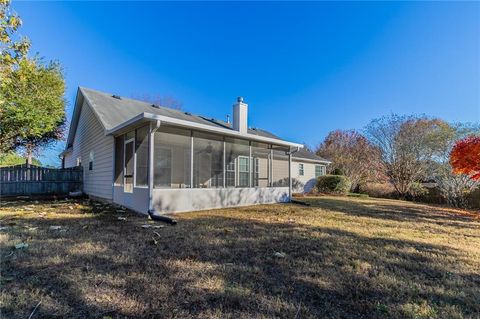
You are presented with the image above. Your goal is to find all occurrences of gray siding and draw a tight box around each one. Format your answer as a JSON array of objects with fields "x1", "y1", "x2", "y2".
[
  {"x1": 64, "y1": 101, "x2": 114, "y2": 200},
  {"x1": 291, "y1": 161, "x2": 326, "y2": 193}
]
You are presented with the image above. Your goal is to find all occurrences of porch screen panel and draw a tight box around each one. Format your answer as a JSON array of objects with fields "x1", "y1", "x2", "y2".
[
  {"x1": 114, "y1": 135, "x2": 124, "y2": 185},
  {"x1": 135, "y1": 125, "x2": 149, "y2": 186},
  {"x1": 154, "y1": 126, "x2": 191, "y2": 188},
  {"x1": 193, "y1": 132, "x2": 223, "y2": 188},
  {"x1": 225, "y1": 138, "x2": 250, "y2": 187},
  {"x1": 271, "y1": 145, "x2": 290, "y2": 187},
  {"x1": 251, "y1": 142, "x2": 270, "y2": 187}
]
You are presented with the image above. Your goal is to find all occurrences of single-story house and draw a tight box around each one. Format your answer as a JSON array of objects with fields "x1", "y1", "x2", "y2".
[{"x1": 61, "y1": 87, "x2": 330, "y2": 214}]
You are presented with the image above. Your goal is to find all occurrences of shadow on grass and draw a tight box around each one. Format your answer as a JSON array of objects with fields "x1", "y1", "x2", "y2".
[
  {"x1": 1, "y1": 201, "x2": 479, "y2": 318},
  {"x1": 304, "y1": 197, "x2": 480, "y2": 229}
]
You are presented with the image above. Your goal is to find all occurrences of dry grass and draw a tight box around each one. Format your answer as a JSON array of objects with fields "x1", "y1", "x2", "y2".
[{"x1": 1, "y1": 196, "x2": 479, "y2": 318}]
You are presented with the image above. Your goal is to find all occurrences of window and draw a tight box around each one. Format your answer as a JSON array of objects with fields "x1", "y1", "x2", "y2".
[
  {"x1": 89, "y1": 151, "x2": 94, "y2": 170},
  {"x1": 193, "y1": 132, "x2": 223, "y2": 188},
  {"x1": 225, "y1": 138, "x2": 250, "y2": 187},
  {"x1": 114, "y1": 136, "x2": 124, "y2": 185},
  {"x1": 76, "y1": 157, "x2": 82, "y2": 167},
  {"x1": 298, "y1": 163, "x2": 304, "y2": 176},
  {"x1": 135, "y1": 126, "x2": 149, "y2": 187},
  {"x1": 154, "y1": 126, "x2": 191, "y2": 188},
  {"x1": 238, "y1": 156, "x2": 250, "y2": 187},
  {"x1": 315, "y1": 165, "x2": 325, "y2": 178}
]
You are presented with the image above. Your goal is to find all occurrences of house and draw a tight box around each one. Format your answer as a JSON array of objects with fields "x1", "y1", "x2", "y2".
[{"x1": 61, "y1": 87, "x2": 330, "y2": 214}]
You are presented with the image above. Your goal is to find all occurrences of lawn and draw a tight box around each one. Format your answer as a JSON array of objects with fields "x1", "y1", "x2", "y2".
[{"x1": 1, "y1": 196, "x2": 479, "y2": 319}]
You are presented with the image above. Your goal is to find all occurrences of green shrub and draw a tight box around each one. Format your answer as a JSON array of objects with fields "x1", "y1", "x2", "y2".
[
  {"x1": 316, "y1": 175, "x2": 351, "y2": 194},
  {"x1": 331, "y1": 168, "x2": 344, "y2": 175}
]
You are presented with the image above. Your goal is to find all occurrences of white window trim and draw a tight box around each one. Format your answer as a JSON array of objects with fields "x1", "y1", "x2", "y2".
[{"x1": 237, "y1": 155, "x2": 250, "y2": 187}]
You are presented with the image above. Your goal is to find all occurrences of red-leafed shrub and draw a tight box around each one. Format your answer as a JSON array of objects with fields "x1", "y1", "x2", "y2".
[{"x1": 450, "y1": 136, "x2": 480, "y2": 181}]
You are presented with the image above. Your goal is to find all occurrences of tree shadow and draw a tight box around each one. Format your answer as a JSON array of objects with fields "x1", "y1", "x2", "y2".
[
  {"x1": 304, "y1": 197, "x2": 480, "y2": 230},
  {"x1": 1, "y1": 201, "x2": 479, "y2": 318}
]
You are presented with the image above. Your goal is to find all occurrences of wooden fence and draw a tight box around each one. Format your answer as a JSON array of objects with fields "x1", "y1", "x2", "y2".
[{"x1": 0, "y1": 164, "x2": 83, "y2": 198}]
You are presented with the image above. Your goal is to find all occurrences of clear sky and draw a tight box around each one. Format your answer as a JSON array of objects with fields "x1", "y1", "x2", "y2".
[{"x1": 12, "y1": 1, "x2": 480, "y2": 166}]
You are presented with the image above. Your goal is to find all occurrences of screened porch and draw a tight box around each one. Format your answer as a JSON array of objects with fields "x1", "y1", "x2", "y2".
[{"x1": 114, "y1": 124, "x2": 292, "y2": 192}]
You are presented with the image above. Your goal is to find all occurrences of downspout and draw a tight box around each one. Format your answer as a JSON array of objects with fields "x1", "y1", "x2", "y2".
[
  {"x1": 147, "y1": 120, "x2": 177, "y2": 225},
  {"x1": 287, "y1": 146, "x2": 300, "y2": 202}
]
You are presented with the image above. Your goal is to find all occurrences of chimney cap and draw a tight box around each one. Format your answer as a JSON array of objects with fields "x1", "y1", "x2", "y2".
[{"x1": 236, "y1": 96, "x2": 244, "y2": 103}]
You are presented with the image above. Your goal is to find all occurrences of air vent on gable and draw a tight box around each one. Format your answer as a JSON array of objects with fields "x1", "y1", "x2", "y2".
[{"x1": 112, "y1": 95, "x2": 121, "y2": 100}]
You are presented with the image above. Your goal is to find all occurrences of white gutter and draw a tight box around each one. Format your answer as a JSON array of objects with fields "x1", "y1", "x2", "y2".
[
  {"x1": 105, "y1": 112, "x2": 304, "y2": 148},
  {"x1": 292, "y1": 157, "x2": 332, "y2": 165}
]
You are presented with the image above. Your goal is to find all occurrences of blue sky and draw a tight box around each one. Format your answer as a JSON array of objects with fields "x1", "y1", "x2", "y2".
[{"x1": 13, "y1": 1, "x2": 480, "y2": 166}]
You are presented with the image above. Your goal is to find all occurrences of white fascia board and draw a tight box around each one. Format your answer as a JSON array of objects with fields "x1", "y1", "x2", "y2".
[{"x1": 105, "y1": 112, "x2": 304, "y2": 148}]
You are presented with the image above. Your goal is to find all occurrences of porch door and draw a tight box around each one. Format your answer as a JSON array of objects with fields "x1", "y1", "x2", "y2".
[{"x1": 124, "y1": 139, "x2": 134, "y2": 193}]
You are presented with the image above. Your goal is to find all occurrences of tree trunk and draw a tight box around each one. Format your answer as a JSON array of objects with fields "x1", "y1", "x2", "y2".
[{"x1": 25, "y1": 143, "x2": 33, "y2": 166}]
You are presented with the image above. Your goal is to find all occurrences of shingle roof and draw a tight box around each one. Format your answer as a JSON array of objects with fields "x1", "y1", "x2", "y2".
[
  {"x1": 293, "y1": 148, "x2": 330, "y2": 163},
  {"x1": 67, "y1": 87, "x2": 328, "y2": 163},
  {"x1": 80, "y1": 87, "x2": 285, "y2": 140}
]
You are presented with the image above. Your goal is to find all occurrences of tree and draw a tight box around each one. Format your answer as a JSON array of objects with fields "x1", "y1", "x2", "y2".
[
  {"x1": 429, "y1": 124, "x2": 479, "y2": 207},
  {"x1": 0, "y1": 151, "x2": 41, "y2": 166},
  {"x1": 316, "y1": 130, "x2": 384, "y2": 191},
  {"x1": 0, "y1": 0, "x2": 30, "y2": 153},
  {"x1": 0, "y1": 58, "x2": 66, "y2": 163},
  {"x1": 131, "y1": 93, "x2": 183, "y2": 110},
  {"x1": 364, "y1": 114, "x2": 446, "y2": 198},
  {"x1": 0, "y1": 0, "x2": 30, "y2": 71},
  {"x1": 450, "y1": 136, "x2": 480, "y2": 181},
  {"x1": 0, "y1": 1, "x2": 66, "y2": 162}
]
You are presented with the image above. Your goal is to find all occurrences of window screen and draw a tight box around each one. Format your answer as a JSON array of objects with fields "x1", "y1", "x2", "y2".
[
  {"x1": 135, "y1": 125, "x2": 149, "y2": 186},
  {"x1": 114, "y1": 136, "x2": 124, "y2": 185},
  {"x1": 154, "y1": 126, "x2": 191, "y2": 188},
  {"x1": 251, "y1": 142, "x2": 270, "y2": 187},
  {"x1": 225, "y1": 138, "x2": 250, "y2": 187},
  {"x1": 271, "y1": 145, "x2": 289, "y2": 187},
  {"x1": 193, "y1": 132, "x2": 224, "y2": 188}
]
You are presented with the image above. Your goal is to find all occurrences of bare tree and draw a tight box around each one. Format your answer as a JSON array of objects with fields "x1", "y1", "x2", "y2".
[
  {"x1": 428, "y1": 123, "x2": 480, "y2": 207},
  {"x1": 316, "y1": 130, "x2": 384, "y2": 191},
  {"x1": 131, "y1": 93, "x2": 183, "y2": 110},
  {"x1": 364, "y1": 114, "x2": 447, "y2": 198}
]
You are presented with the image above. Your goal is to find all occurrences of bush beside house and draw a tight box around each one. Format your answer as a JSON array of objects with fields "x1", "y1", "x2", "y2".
[{"x1": 316, "y1": 175, "x2": 351, "y2": 194}]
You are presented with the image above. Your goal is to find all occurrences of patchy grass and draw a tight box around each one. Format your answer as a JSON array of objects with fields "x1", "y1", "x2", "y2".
[{"x1": 0, "y1": 196, "x2": 479, "y2": 318}]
